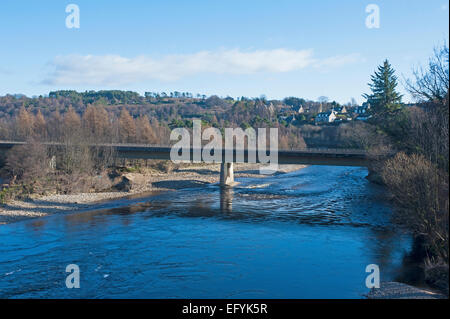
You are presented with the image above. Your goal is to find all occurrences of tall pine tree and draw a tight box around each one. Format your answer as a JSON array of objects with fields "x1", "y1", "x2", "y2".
[{"x1": 363, "y1": 60, "x2": 403, "y2": 116}]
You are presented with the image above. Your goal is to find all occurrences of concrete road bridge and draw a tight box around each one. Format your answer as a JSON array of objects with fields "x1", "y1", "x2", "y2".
[{"x1": 0, "y1": 141, "x2": 388, "y2": 186}]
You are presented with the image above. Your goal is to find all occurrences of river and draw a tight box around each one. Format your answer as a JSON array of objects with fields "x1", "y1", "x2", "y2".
[{"x1": 0, "y1": 166, "x2": 412, "y2": 298}]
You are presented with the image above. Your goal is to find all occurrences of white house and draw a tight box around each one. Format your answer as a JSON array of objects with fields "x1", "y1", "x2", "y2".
[
  {"x1": 315, "y1": 110, "x2": 337, "y2": 124},
  {"x1": 293, "y1": 105, "x2": 305, "y2": 113}
]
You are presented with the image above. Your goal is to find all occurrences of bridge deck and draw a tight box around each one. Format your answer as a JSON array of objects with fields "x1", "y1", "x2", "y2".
[{"x1": 0, "y1": 141, "x2": 379, "y2": 167}]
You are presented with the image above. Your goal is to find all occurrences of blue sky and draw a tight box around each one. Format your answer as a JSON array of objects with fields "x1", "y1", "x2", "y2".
[{"x1": 0, "y1": 0, "x2": 448, "y2": 104}]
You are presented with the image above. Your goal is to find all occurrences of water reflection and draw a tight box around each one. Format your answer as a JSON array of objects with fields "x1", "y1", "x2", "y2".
[
  {"x1": 25, "y1": 219, "x2": 47, "y2": 233},
  {"x1": 220, "y1": 186, "x2": 233, "y2": 213}
]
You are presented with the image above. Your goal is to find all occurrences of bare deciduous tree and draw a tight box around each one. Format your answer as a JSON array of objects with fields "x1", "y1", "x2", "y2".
[
  {"x1": 405, "y1": 43, "x2": 449, "y2": 105},
  {"x1": 4, "y1": 140, "x2": 49, "y2": 191}
]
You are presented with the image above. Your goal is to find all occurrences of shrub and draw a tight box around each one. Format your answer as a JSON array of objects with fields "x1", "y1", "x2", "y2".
[
  {"x1": 4, "y1": 140, "x2": 49, "y2": 183},
  {"x1": 381, "y1": 152, "x2": 449, "y2": 261}
]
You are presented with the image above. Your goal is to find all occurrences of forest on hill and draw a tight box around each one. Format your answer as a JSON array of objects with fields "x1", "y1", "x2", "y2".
[{"x1": 0, "y1": 91, "x2": 371, "y2": 149}]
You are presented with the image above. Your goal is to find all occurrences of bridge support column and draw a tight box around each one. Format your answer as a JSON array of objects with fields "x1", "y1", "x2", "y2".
[{"x1": 220, "y1": 162, "x2": 234, "y2": 186}]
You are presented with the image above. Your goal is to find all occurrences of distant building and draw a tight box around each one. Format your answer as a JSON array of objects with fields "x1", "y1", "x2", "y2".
[
  {"x1": 334, "y1": 105, "x2": 347, "y2": 113},
  {"x1": 315, "y1": 110, "x2": 337, "y2": 124},
  {"x1": 293, "y1": 105, "x2": 305, "y2": 113},
  {"x1": 354, "y1": 102, "x2": 371, "y2": 115}
]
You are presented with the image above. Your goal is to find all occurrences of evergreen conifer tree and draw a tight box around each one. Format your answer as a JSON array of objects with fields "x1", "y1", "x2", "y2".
[{"x1": 363, "y1": 60, "x2": 403, "y2": 116}]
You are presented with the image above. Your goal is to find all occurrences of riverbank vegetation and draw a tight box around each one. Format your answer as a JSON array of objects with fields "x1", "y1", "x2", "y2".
[{"x1": 363, "y1": 44, "x2": 448, "y2": 293}]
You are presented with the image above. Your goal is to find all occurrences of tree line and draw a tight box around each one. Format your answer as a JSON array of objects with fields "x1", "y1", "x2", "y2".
[{"x1": 1, "y1": 105, "x2": 168, "y2": 145}]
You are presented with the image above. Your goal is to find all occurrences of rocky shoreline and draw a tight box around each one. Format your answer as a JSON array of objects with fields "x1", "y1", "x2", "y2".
[
  {"x1": 366, "y1": 281, "x2": 447, "y2": 299},
  {"x1": 0, "y1": 163, "x2": 305, "y2": 224}
]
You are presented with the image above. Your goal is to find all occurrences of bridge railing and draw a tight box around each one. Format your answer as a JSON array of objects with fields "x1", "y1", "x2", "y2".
[{"x1": 0, "y1": 140, "x2": 390, "y2": 155}]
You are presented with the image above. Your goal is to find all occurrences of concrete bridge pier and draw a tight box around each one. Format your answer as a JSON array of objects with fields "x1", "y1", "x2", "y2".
[{"x1": 220, "y1": 162, "x2": 234, "y2": 186}]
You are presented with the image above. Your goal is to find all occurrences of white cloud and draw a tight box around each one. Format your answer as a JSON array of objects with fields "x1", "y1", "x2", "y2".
[{"x1": 42, "y1": 49, "x2": 361, "y2": 86}]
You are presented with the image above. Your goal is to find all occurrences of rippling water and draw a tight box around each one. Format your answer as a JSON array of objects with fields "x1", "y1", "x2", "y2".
[{"x1": 0, "y1": 166, "x2": 412, "y2": 298}]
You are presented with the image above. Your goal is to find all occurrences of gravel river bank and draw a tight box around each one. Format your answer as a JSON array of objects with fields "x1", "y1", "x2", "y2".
[{"x1": 0, "y1": 163, "x2": 305, "y2": 224}]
